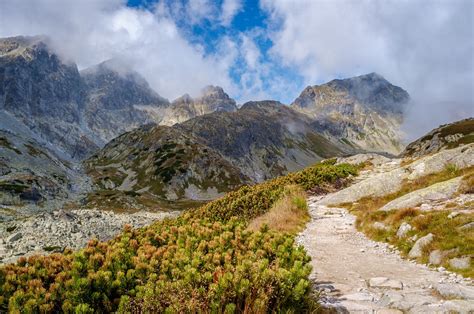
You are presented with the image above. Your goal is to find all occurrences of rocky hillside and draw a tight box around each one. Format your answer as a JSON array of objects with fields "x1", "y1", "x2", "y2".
[
  {"x1": 402, "y1": 118, "x2": 474, "y2": 157},
  {"x1": 178, "y1": 100, "x2": 351, "y2": 181},
  {"x1": 0, "y1": 116, "x2": 90, "y2": 221},
  {"x1": 291, "y1": 73, "x2": 409, "y2": 155},
  {"x1": 85, "y1": 124, "x2": 250, "y2": 210},
  {"x1": 86, "y1": 101, "x2": 352, "y2": 209}
]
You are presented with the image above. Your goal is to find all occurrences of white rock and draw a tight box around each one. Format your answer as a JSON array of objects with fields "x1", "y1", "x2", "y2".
[
  {"x1": 408, "y1": 233, "x2": 434, "y2": 258},
  {"x1": 436, "y1": 284, "x2": 474, "y2": 300},
  {"x1": 448, "y1": 211, "x2": 460, "y2": 219},
  {"x1": 420, "y1": 203, "x2": 432, "y2": 211},
  {"x1": 344, "y1": 292, "x2": 374, "y2": 302},
  {"x1": 396, "y1": 222, "x2": 412, "y2": 238},
  {"x1": 373, "y1": 222, "x2": 390, "y2": 231},
  {"x1": 449, "y1": 256, "x2": 471, "y2": 270},
  {"x1": 429, "y1": 250, "x2": 443, "y2": 265}
]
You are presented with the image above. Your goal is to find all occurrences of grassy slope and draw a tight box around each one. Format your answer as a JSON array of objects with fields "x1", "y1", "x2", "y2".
[
  {"x1": 342, "y1": 166, "x2": 474, "y2": 277},
  {"x1": 0, "y1": 160, "x2": 357, "y2": 313}
]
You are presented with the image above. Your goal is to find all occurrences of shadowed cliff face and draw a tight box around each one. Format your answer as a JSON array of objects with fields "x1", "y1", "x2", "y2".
[
  {"x1": 0, "y1": 36, "x2": 95, "y2": 159},
  {"x1": 0, "y1": 36, "x2": 236, "y2": 160},
  {"x1": 81, "y1": 60, "x2": 170, "y2": 143},
  {"x1": 291, "y1": 73, "x2": 410, "y2": 155}
]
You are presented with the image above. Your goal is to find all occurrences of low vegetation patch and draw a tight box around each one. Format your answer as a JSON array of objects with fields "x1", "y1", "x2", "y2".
[
  {"x1": 0, "y1": 136, "x2": 22, "y2": 155},
  {"x1": 247, "y1": 185, "x2": 309, "y2": 234},
  {"x1": 0, "y1": 160, "x2": 357, "y2": 312}
]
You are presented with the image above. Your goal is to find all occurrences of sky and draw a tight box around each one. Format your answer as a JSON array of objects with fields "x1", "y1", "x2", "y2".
[{"x1": 0, "y1": 0, "x2": 473, "y2": 138}]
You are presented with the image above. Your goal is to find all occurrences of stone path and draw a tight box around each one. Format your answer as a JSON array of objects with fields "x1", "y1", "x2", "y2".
[
  {"x1": 297, "y1": 163, "x2": 474, "y2": 313},
  {"x1": 298, "y1": 197, "x2": 473, "y2": 313}
]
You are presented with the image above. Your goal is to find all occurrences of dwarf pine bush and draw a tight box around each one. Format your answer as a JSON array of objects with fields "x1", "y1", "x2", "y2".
[{"x1": 0, "y1": 161, "x2": 357, "y2": 313}]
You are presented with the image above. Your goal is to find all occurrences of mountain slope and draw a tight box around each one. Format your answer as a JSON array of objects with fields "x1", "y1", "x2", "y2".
[
  {"x1": 402, "y1": 118, "x2": 474, "y2": 157},
  {"x1": 178, "y1": 100, "x2": 350, "y2": 181},
  {"x1": 0, "y1": 36, "x2": 97, "y2": 159},
  {"x1": 0, "y1": 114, "x2": 90, "y2": 221},
  {"x1": 291, "y1": 73, "x2": 409, "y2": 155},
  {"x1": 85, "y1": 124, "x2": 250, "y2": 210},
  {"x1": 86, "y1": 101, "x2": 351, "y2": 209}
]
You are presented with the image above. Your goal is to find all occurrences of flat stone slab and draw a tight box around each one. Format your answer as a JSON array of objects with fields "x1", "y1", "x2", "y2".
[
  {"x1": 380, "y1": 177, "x2": 462, "y2": 211},
  {"x1": 369, "y1": 277, "x2": 404, "y2": 290}
]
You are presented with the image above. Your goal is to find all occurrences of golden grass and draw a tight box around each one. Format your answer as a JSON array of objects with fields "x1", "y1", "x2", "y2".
[
  {"x1": 459, "y1": 172, "x2": 474, "y2": 194},
  {"x1": 247, "y1": 185, "x2": 310, "y2": 234}
]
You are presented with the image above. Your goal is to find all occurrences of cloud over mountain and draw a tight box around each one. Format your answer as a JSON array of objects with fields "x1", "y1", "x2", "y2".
[{"x1": 1, "y1": 0, "x2": 472, "y2": 138}]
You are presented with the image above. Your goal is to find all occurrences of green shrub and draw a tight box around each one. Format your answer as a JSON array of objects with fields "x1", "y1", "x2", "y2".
[{"x1": 0, "y1": 161, "x2": 357, "y2": 312}]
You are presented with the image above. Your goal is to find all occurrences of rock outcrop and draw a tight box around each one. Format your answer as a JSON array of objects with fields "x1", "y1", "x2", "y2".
[
  {"x1": 160, "y1": 85, "x2": 238, "y2": 126},
  {"x1": 320, "y1": 144, "x2": 474, "y2": 206},
  {"x1": 402, "y1": 118, "x2": 474, "y2": 158},
  {"x1": 379, "y1": 176, "x2": 463, "y2": 211}
]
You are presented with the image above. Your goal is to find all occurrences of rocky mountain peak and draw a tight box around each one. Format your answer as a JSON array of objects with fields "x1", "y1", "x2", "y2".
[
  {"x1": 81, "y1": 59, "x2": 169, "y2": 109},
  {"x1": 174, "y1": 93, "x2": 193, "y2": 104},
  {"x1": 291, "y1": 73, "x2": 409, "y2": 155},
  {"x1": 0, "y1": 35, "x2": 50, "y2": 58},
  {"x1": 160, "y1": 86, "x2": 237, "y2": 125},
  {"x1": 195, "y1": 85, "x2": 237, "y2": 112},
  {"x1": 240, "y1": 100, "x2": 284, "y2": 112},
  {"x1": 325, "y1": 72, "x2": 409, "y2": 115}
]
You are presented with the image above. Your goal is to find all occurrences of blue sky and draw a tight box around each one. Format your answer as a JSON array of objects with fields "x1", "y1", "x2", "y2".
[{"x1": 124, "y1": 0, "x2": 305, "y2": 103}]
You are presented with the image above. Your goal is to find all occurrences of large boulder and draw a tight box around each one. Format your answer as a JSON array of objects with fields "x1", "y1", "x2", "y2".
[{"x1": 379, "y1": 177, "x2": 462, "y2": 211}]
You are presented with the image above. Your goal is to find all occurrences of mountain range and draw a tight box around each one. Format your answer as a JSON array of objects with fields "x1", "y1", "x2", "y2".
[{"x1": 1, "y1": 35, "x2": 411, "y2": 215}]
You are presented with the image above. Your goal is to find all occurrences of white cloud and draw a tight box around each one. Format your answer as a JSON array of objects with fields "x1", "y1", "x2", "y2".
[
  {"x1": 220, "y1": 0, "x2": 242, "y2": 26},
  {"x1": 262, "y1": 0, "x2": 474, "y2": 137},
  {"x1": 0, "y1": 0, "x2": 235, "y2": 100},
  {"x1": 0, "y1": 0, "x2": 472, "y2": 137}
]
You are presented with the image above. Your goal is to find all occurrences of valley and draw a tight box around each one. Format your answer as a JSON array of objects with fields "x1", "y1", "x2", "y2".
[
  {"x1": 0, "y1": 36, "x2": 408, "y2": 217},
  {"x1": 0, "y1": 35, "x2": 473, "y2": 313}
]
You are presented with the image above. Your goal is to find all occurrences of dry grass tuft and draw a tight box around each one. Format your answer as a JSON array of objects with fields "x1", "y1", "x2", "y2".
[
  {"x1": 459, "y1": 172, "x2": 474, "y2": 194},
  {"x1": 387, "y1": 207, "x2": 419, "y2": 225},
  {"x1": 247, "y1": 185, "x2": 309, "y2": 234}
]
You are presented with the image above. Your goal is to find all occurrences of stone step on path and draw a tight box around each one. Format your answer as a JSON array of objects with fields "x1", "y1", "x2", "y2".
[{"x1": 297, "y1": 196, "x2": 474, "y2": 313}]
